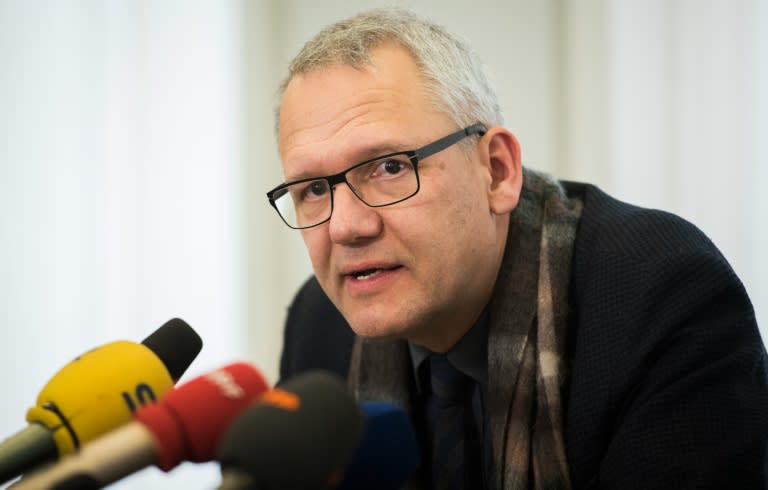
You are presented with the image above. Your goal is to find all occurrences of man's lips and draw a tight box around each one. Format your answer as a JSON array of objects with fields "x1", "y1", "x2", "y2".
[{"x1": 341, "y1": 264, "x2": 403, "y2": 281}]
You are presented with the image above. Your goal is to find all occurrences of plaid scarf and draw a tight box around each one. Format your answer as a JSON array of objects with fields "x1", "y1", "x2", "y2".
[{"x1": 348, "y1": 169, "x2": 583, "y2": 490}]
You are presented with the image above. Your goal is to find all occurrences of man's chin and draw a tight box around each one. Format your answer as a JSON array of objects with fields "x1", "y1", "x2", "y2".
[
  {"x1": 356, "y1": 335, "x2": 402, "y2": 345},
  {"x1": 347, "y1": 322, "x2": 408, "y2": 341}
]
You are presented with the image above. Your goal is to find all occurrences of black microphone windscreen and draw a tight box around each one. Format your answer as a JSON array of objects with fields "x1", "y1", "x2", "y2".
[
  {"x1": 217, "y1": 370, "x2": 364, "y2": 490},
  {"x1": 140, "y1": 318, "x2": 203, "y2": 381}
]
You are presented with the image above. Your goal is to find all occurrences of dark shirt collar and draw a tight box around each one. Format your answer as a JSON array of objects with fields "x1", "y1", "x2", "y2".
[{"x1": 409, "y1": 307, "x2": 490, "y2": 393}]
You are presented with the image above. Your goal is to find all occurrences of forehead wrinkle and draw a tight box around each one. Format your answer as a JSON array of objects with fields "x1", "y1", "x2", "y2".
[
  {"x1": 281, "y1": 86, "x2": 413, "y2": 147},
  {"x1": 281, "y1": 93, "x2": 417, "y2": 181},
  {"x1": 282, "y1": 130, "x2": 413, "y2": 183},
  {"x1": 280, "y1": 56, "x2": 429, "y2": 153}
]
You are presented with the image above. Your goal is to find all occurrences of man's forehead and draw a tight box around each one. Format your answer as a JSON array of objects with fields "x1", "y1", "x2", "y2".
[
  {"x1": 279, "y1": 124, "x2": 415, "y2": 182},
  {"x1": 279, "y1": 56, "x2": 424, "y2": 150}
]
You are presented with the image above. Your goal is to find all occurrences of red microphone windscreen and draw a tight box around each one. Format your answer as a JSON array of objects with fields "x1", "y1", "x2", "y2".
[{"x1": 133, "y1": 362, "x2": 269, "y2": 471}]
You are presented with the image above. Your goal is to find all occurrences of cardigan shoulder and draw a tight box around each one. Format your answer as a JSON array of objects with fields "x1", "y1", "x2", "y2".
[{"x1": 561, "y1": 180, "x2": 767, "y2": 489}]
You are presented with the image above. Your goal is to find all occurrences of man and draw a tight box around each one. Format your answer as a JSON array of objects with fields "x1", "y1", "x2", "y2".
[{"x1": 272, "y1": 8, "x2": 768, "y2": 490}]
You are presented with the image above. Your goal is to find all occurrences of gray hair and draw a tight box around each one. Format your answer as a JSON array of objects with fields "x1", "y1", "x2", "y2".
[{"x1": 275, "y1": 8, "x2": 504, "y2": 139}]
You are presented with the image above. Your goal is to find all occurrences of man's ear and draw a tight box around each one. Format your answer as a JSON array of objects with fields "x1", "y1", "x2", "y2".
[{"x1": 480, "y1": 127, "x2": 523, "y2": 214}]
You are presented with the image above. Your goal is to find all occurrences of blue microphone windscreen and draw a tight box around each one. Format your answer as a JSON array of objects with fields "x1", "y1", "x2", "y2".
[{"x1": 334, "y1": 401, "x2": 421, "y2": 490}]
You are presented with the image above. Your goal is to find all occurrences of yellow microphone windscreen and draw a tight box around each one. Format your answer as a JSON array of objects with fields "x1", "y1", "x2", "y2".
[{"x1": 25, "y1": 340, "x2": 174, "y2": 456}]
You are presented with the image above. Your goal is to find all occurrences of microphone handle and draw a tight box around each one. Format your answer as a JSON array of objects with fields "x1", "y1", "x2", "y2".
[
  {"x1": 0, "y1": 423, "x2": 57, "y2": 485},
  {"x1": 10, "y1": 423, "x2": 157, "y2": 489}
]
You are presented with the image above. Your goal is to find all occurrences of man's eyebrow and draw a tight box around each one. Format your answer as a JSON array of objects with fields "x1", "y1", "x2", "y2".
[{"x1": 284, "y1": 141, "x2": 412, "y2": 182}]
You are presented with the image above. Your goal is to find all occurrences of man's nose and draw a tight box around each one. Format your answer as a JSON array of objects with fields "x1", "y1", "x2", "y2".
[{"x1": 327, "y1": 184, "x2": 383, "y2": 244}]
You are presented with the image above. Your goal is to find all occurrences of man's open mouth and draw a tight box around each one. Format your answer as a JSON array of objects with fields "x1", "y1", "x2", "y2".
[{"x1": 350, "y1": 266, "x2": 401, "y2": 280}]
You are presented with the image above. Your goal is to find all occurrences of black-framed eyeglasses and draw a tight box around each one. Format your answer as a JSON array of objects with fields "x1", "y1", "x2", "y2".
[{"x1": 266, "y1": 124, "x2": 487, "y2": 230}]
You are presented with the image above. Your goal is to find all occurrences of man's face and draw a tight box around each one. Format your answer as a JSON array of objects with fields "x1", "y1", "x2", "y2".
[{"x1": 278, "y1": 45, "x2": 509, "y2": 351}]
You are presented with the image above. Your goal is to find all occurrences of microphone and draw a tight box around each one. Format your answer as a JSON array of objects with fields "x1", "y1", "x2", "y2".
[
  {"x1": 0, "y1": 318, "x2": 202, "y2": 485},
  {"x1": 332, "y1": 401, "x2": 421, "y2": 490},
  {"x1": 10, "y1": 361, "x2": 269, "y2": 489},
  {"x1": 137, "y1": 318, "x2": 203, "y2": 382},
  {"x1": 217, "y1": 370, "x2": 365, "y2": 490}
]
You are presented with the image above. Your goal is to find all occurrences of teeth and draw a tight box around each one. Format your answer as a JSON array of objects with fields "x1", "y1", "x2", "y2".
[{"x1": 354, "y1": 269, "x2": 382, "y2": 280}]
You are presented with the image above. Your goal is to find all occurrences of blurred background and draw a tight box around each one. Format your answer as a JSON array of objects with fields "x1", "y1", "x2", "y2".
[{"x1": 1, "y1": 0, "x2": 766, "y2": 488}]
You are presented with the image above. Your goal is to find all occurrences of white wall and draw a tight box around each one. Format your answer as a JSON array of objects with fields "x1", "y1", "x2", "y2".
[
  {"x1": 1, "y1": 1, "x2": 765, "y2": 488},
  {"x1": 605, "y1": 0, "x2": 767, "y2": 325},
  {"x1": 0, "y1": 1, "x2": 247, "y2": 488}
]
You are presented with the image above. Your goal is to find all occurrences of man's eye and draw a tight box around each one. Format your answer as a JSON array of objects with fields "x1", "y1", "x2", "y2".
[
  {"x1": 383, "y1": 159, "x2": 404, "y2": 175},
  {"x1": 373, "y1": 158, "x2": 412, "y2": 177},
  {"x1": 298, "y1": 180, "x2": 329, "y2": 201}
]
